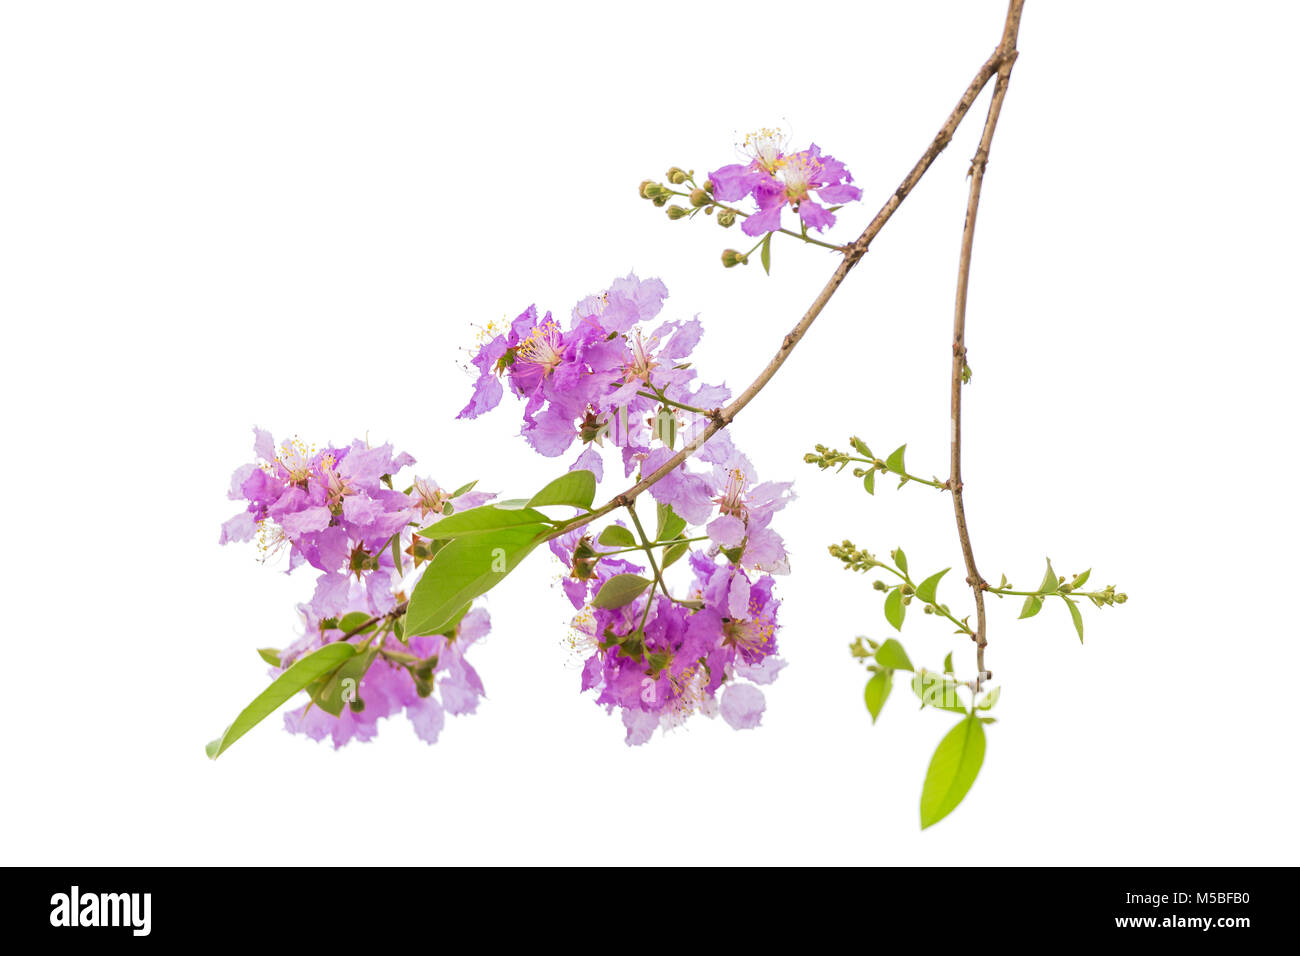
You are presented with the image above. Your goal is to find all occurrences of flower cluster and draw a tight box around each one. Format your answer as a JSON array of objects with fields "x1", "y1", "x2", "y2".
[
  {"x1": 464, "y1": 274, "x2": 794, "y2": 744},
  {"x1": 276, "y1": 583, "x2": 489, "y2": 749},
  {"x1": 459, "y1": 273, "x2": 724, "y2": 474},
  {"x1": 710, "y1": 131, "x2": 863, "y2": 236},
  {"x1": 220, "y1": 428, "x2": 493, "y2": 747}
]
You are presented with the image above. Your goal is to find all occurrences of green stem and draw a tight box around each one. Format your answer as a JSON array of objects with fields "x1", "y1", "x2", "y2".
[
  {"x1": 663, "y1": 188, "x2": 847, "y2": 252},
  {"x1": 877, "y1": 563, "x2": 974, "y2": 636},
  {"x1": 634, "y1": 390, "x2": 712, "y2": 415},
  {"x1": 598, "y1": 535, "x2": 711, "y2": 557}
]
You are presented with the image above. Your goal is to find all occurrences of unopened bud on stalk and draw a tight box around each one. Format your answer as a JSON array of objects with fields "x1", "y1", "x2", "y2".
[
  {"x1": 666, "y1": 205, "x2": 690, "y2": 220},
  {"x1": 638, "y1": 180, "x2": 655, "y2": 199},
  {"x1": 716, "y1": 208, "x2": 737, "y2": 228},
  {"x1": 652, "y1": 194, "x2": 668, "y2": 207},
  {"x1": 689, "y1": 188, "x2": 709, "y2": 207},
  {"x1": 721, "y1": 248, "x2": 745, "y2": 268},
  {"x1": 666, "y1": 167, "x2": 689, "y2": 184}
]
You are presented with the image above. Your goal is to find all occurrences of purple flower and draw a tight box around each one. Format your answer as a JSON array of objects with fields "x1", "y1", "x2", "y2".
[
  {"x1": 280, "y1": 585, "x2": 490, "y2": 749},
  {"x1": 709, "y1": 137, "x2": 863, "y2": 237},
  {"x1": 459, "y1": 274, "x2": 713, "y2": 464},
  {"x1": 568, "y1": 535, "x2": 785, "y2": 745}
]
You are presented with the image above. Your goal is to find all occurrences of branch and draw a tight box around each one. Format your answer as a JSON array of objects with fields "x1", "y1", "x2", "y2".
[
  {"x1": 949, "y1": 0, "x2": 1025, "y2": 684},
  {"x1": 552, "y1": 12, "x2": 1023, "y2": 540}
]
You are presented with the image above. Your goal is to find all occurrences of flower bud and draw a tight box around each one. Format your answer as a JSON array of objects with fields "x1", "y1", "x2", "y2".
[
  {"x1": 689, "y1": 188, "x2": 709, "y2": 207},
  {"x1": 638, "y1": 180, "x2": 655, "y2": 199},
  {"x1": 666, "y1": 205, "x2": 690, "y2": 220},
  {"x1": 721, "y1": 248, "x2": 745, "y2": 268},
  {"x1": 666, "y1": 167, "x2": 689, "y2": 184},
  {"x1": 716, "y1": 208, "x2": 736, "y2": 228},
  {"x1": 652, "y1": 194, "x2": 668, "y2": 207}
]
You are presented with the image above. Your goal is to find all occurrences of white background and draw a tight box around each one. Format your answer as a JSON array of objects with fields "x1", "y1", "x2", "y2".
[{"x1": 2, "y1": 0, "x2": 1296, "y2": 866}]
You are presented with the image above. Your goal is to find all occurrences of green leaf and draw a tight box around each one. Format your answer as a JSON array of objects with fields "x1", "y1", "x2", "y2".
[
  {"x1": 527, "y1": 470, "x2": 597, "y2": 510},
  {"x1": 850, "y1": 436, "x2": 872, "y2": 458},
  {"x1": 911, "y1": 671, "x2": 967, "y2": 714},
  {"x1": 418, "y1": 504, "x2": 549, "y2": 540},
  {"x1": 864, "y1": 671, "x2": 892, "y2": 724},
  {"x1": 1019, "y1": 594, "x2": 1043, "y2": 619},
  {"x1": 405, "y1": 523, "x2": 548, "y2": 636},
  {"x1": 977, "y1": 686, "x2": 1001, "y2": 710},
  {"x1": 256, "y1": 648, "x2": 281, "y2": 667},
  {"x1": 884, "y1": 587, "x2": 906, "y2": 631},
  {"x1": 943, "y1": 652, "x2": 954, "y2": 674},
  {"x1": 760, "y1": 232, "x2": 772, "y2": 274},
  {"x1": 916, "y1": 568, "x2": 950, "y2": 605},
  {"x1": 598, "y1": 525, "x2": 637, "y2": 548},
  {"x1": 875, "y1": 638, "x2": 914, "y2": 672},
  {"x1": 885, "y1": 444, "x2": 907, "y2": 475},
  {"x1": 337, "y1": 611, "x2": 376, "y2": 635},
  {"x1": 1071, "y1": 568, "x2": 1091, "y2": 590},
  {"x1": 592, "y1": 573, "x2": 653, "y2": 609},
  {"x1": 655, "y1": 503, "x2": 687, "y2": 542},
  {"x1": 892, "y1": 548, "x2": 908, "y2": 575},
  {"x1": 920, "y1": 716, "x2": 987, "y2": 829},
  {"x1": 309, "y1": 646, "x2": 379, "y2": 717},
  {"x1": 1065, "y1": 597, "x2": 1084, "y2": 642},
  {"x1": 449, "y1": 479, "x2": 479, "y2": 498},
  {"x1": 862, "y1": 469, "x2": 875, "y2": 495},
  {"x1": 662, "y1": 539, "x2": 689, "y2": 568},
  {"x1": 1039, "y1": 558, "x2": 1060, "y2": 595},
  {"x1": 206, "y1": 642, "x2": 358, "y2": 759}
]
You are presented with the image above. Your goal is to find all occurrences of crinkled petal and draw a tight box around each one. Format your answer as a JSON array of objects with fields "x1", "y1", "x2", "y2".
[{"x1": 720, "y1": 683, "x2": 766, "y2": 730}]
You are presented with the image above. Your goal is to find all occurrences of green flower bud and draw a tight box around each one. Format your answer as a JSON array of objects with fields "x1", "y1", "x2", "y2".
[
  {"x1": 638, "y1": 180, "x2": 655, "y2": 199},
  {"x1": 689, "y1": 188, "x2": 709, "y2": 207},
  {"x1": 872, "y1": 580, "x2": 888, "y2": 591},
  {"x1": 666, "y1": 204, "x2": 690, "y2": 220},
  {"x1": 721, "y1": 248, "x2": 745, "y2": 268},
  {"x1": 652, "y1": 194, "x2": 668, "y2": 207},
  {"x1": 666, "y1": 167, "x2": 688, "y2": 184},
  {"x1": 716, "y1": 208, "x2": 737, "y2": 228}
]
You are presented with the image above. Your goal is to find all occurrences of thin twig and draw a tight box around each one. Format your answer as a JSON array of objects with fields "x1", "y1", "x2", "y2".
[
  {"x1": 550, "y1": 14, "x2": 1022, "y2": 541},
  {"x1": 949, "y1": 0, "x2": 1025, "y2": 684}
]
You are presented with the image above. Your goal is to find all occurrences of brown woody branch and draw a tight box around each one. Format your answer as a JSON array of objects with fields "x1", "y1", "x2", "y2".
[{"x1": 949, "y1": 0, "x2": 1025, "y2": 685}]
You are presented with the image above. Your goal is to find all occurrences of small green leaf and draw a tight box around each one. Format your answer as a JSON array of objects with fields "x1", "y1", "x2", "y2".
[
  {"x1": 206, "y1": 642, "x2": 358, "y2": 759},
  {"x1": 850, "y1": 437, "x2": 872, "y2": 458},
  {"x1": 662, "y1": 539, "x2": 689, "y2": 568},
  {"x1": 655, "y1": 503, "x2": 687, "y2": 542},
  {"x1": 1019, "y1": 595, "x2": 1043, "y2": 619},
  {"x1": 760, "y1": 232, "x2": 772, "y2": 274},
  {"x1": 592, "y1": 574, "x2": 653, "y2": 609},
  {"x1": 1065, "y1": 597, "x2": 1084, "y2": 642},
  {"x1": 875, "y1": 638, "x2": 914, "y2": 672},
  {"x1": 1071, "y1": 568, "x2": 1091, "y2": 590},
  {"x1": 885, "y1": 444, "x2": 907, "y2": 475},
  {"x1": 256, "y1": 648, "x2": 281, "y2": 667},
  {"x1": 916, "y1": 568, "x2": 951, "y2": 605},
  {"x1": 337, "y1": 611, "x2": 375, "y2": 635},
  {"x1": 884, "y1": 587, "x2": 906, "y2": 631},
  {"x1": 911, "y1": 671, "x2": 967, "y2": 714},
  {"x1": 598, "y1": 525, "x2": 637, "y2": 548},
  {"x1": 527, "y1": 470, "x2": 597, "y2": 510},
  {"x1": 892, "y1": 548, "x2": 908, "y2": 575},
  {"x1": 405, "y1": 523, "x2": 548, "y2": 635},
  {"x1": 943, "y1": 652, "x2": 954, "y2": 674},
  {"x1": 1039, "y1": 558, "x2": 1059, "y2": 595},
  {"x1": 864, "y1": 671, "x2": 892, "y2": 724},
  {"x1": 449, "y1": 479, "x2": 479, "y2": 498},
  {"x1": 977, "y1": 686, "x2": 1001, "y2": 710},
  {"x1": 920, "y1": 716, "x2": 987, "y2": 829},
  {"x1": 418, "y1": 504, "x2": 549, "y2": 540},
  {"x1": 862, "y1": 469, "x2": 875, "y2": 495}
]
